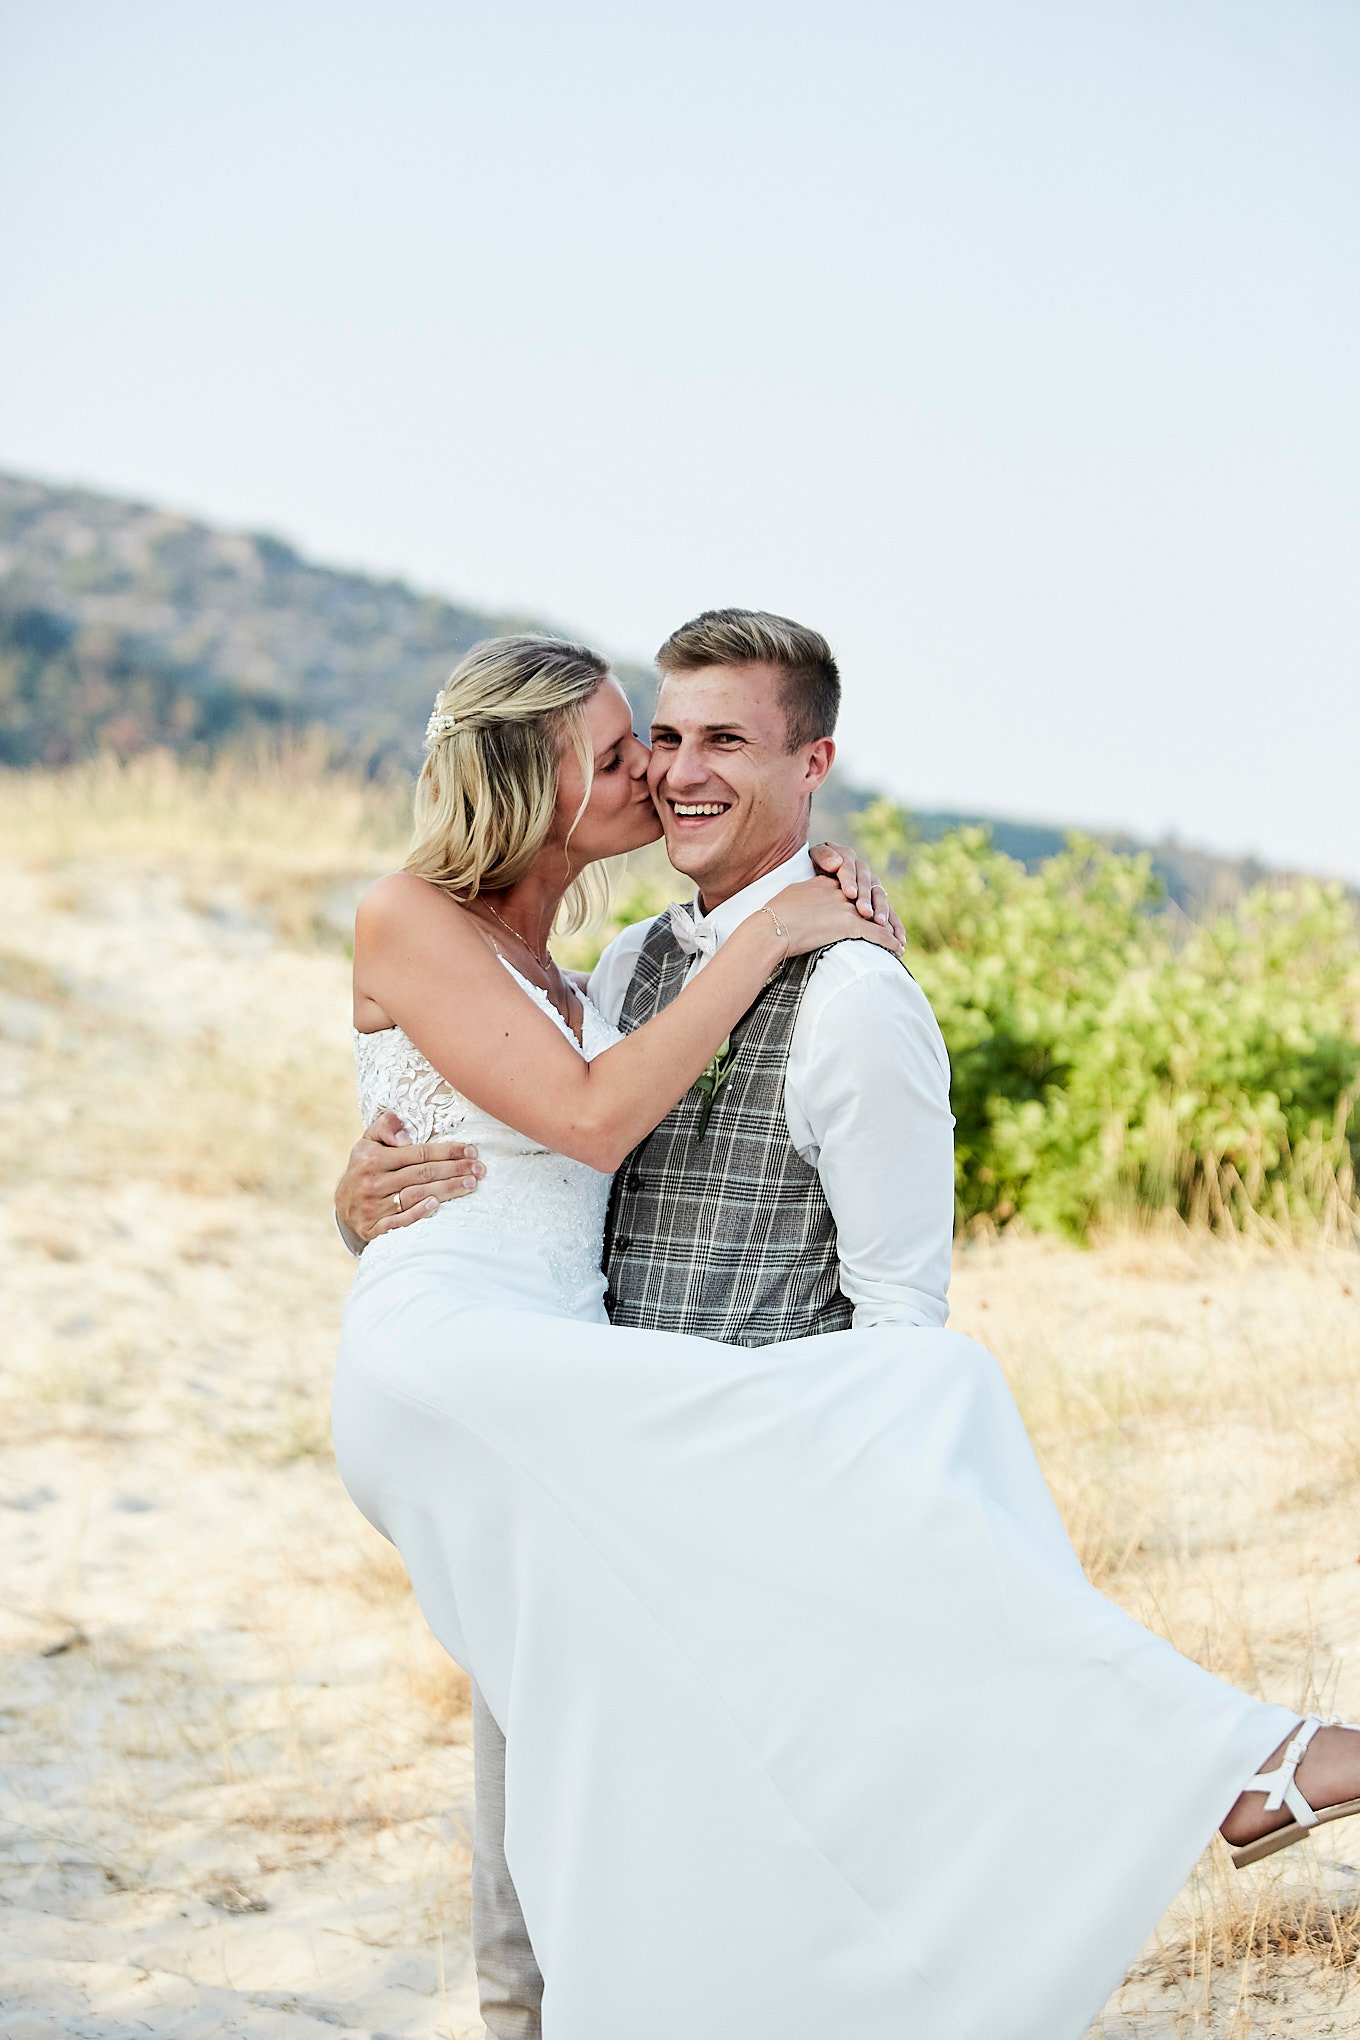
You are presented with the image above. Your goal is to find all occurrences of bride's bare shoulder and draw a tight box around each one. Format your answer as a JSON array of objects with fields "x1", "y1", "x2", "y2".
[
  {"x1": 352, "y1": 875, "x2": 496, "y2": 1030},
  {"x1": 357, "y1": 872, "x2": 474, "y2": 941}
]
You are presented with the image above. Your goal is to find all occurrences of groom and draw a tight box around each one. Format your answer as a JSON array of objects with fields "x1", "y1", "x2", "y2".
[{"x1": 334, "y1": 608, "x2": 955, "y2": 2038}]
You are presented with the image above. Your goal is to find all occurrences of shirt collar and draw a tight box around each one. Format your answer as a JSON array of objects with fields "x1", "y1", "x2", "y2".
[{"x1": 691, "y1": 845, "x2": 816, "y2": 948}]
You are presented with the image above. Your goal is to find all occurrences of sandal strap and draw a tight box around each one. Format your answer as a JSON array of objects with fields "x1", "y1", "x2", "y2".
[{"x1": 1242, "y1": 1714, "x2": 1324, "y2": 1826}]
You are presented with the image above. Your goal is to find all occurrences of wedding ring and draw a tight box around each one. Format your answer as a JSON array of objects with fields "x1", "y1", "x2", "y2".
[{"x1": 392, "y1": 1190, "x2": 403, "y2": 1213}]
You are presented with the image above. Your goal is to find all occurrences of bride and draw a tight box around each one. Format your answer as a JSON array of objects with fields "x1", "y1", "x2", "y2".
[{"x1": 333, "y1": 630, "x2": 1360, "y2": 2040}]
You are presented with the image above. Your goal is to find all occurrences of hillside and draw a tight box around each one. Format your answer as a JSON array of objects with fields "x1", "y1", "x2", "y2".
[
  {"x1": 0, "y1": 470, "x2": 1306, "y2": 910},
  {"x1": 0, "y1": 470, "x2": 656, "y2": 769}
]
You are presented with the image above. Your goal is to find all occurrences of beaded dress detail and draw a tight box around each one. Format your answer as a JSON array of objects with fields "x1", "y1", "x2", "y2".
[{"x1": 351, "y1": 957, "x2": 620, "y2": 1316}]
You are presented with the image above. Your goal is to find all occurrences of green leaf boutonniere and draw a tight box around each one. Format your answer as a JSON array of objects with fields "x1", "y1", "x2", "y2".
[{"x1": 694, "y1": 1037, "x2": 735, "y2": 1139}]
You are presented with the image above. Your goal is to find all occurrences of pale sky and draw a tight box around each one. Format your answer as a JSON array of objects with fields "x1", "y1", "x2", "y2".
[{"x1": 2, "y1": 0, "x2": 1357, "y2": 878}]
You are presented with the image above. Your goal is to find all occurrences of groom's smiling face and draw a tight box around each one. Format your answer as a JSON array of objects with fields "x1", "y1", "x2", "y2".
[{"x1": 648, "y1": 661, "x2": 834, "y2": 909}]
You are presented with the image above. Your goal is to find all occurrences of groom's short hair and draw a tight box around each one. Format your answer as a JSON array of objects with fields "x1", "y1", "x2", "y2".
[{"x1": 655, "y1": 609, "x2": 840, "y2": 751}]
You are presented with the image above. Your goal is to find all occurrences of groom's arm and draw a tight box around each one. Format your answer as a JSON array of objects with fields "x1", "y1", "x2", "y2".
[
  {"x1": 334, "y1": 1116, "x2": 485, "y2": 1252},
  {"x1": 790, "y1": 949, "x2": 955, "y2": 1330}
]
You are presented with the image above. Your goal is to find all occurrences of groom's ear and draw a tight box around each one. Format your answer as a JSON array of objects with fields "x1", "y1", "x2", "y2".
[{"x1": 801, "y1": 735, "x2": 835, "y2": 792}]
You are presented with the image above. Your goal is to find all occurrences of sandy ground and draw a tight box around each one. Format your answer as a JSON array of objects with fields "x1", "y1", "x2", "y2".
[{"x1": 1, "y1": 852, "x2": 1358, "y2": 2037}]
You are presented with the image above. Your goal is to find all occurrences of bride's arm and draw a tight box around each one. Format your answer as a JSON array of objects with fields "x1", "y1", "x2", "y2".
[
  {"x1": 809, "y1": 841, "x2": 905, "y2": 943},
  {"x1": 355, "y1": 873, "x2": 896, "y2": 1174}
]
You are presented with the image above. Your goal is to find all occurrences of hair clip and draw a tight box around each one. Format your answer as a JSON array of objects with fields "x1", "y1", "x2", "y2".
[{"x1": 424, "y1": 703, "x2": 459, "y2": 748}]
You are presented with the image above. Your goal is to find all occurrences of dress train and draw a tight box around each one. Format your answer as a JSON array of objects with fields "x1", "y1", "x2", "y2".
[{"x1": 335, "y1": 1276, "x2": 1292, "y2": 2040}]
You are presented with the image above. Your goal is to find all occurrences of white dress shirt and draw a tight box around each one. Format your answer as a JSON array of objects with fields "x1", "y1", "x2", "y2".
[{"x1": 587, "y1": 846, "x2": 954, "y2": 1330}]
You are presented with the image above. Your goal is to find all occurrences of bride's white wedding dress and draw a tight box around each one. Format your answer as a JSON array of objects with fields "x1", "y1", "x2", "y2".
[{"x1": 333, "y1": 959, "x2": 1293, "y2": 2040}]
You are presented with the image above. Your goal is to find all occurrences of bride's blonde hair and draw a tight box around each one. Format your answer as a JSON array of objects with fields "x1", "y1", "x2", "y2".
[{"x1": 405, "y1": 633, "x2": 612, "y2": 935}]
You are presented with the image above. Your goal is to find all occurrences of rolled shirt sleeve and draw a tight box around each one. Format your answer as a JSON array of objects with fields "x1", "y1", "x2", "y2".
[{"x1": 786, "y1": 948, "x2": 955, "y2": 1331}]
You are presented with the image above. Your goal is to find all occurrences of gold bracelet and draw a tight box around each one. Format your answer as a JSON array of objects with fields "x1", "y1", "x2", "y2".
[{"x1": 759, "y1": 904, "x2": 789, "y2": 960}]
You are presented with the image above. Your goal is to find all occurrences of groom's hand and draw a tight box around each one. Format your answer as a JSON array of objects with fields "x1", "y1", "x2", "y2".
[{"x1": 335, "y1": 1112, "x2": 486, "y2": 1244}]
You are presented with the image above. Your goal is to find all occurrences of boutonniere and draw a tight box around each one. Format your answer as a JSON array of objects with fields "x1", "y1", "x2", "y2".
[{"x1": 694, "y1": 1038, "x2": 734, "y2": 1139}]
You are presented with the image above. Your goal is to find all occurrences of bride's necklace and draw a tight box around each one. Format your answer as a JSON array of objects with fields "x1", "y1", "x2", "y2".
[
  {"x1": 481, "y1": 898, "x2": 552, "y2": 974},
  {"x1": 479, "y1": 897, "x2": 580, "y2": 1039}
]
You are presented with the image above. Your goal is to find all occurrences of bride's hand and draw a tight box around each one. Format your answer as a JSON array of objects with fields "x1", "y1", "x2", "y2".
[
  {"x1": 809, "y1": 841, "x2": 906, "y2": 945},
  {"x1": 765, "y1": 877, "x2": 905, "y2": 960}
]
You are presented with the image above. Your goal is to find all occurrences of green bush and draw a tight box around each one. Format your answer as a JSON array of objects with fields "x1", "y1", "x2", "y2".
[{"x1": 854, "y1": 803, "x2": 1360, "y2": 1239}]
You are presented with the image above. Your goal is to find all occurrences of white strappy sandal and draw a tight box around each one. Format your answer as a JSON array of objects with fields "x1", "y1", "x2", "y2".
[{"x1": 1230, "y1": 1714, "x2": 1360, "y2": 1869}]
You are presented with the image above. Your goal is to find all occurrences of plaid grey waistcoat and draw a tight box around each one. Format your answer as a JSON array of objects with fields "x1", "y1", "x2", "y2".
[{"x1": 603, "y1": 913, "x2": 852, "y2": 1346}]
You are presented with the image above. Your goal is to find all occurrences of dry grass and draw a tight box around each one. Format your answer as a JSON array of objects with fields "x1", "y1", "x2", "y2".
[
  {"x1": 0, "y1": 746, "x2": 683, "y2": 968},
  {"x1": 1119, "y1": 1851, "x2": 1360, "y2": 2039},
  {"x1": 1, "y1": 761, "x2": 1357, "y2": 2035},
  {"x1": 1166, "y1": 1871, "x2": 1360, "y2": 1979},
  {"x1": 0, "y1": 743, "x2": 409, "y2": 877}
]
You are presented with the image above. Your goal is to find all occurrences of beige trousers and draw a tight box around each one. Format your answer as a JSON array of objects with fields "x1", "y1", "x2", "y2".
[{"x1": 471, "y1": 1681, "x2": 544, "y2": 2040}]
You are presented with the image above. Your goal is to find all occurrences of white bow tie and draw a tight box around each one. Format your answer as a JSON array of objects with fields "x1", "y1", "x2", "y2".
[{"x1": 667, "y1": 901, "x2": 720, "y2": 962}]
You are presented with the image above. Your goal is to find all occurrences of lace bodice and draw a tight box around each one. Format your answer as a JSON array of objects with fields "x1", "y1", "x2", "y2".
[{"x1": 352, "y1": 958, "x2": 622, "y2": 1313}]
